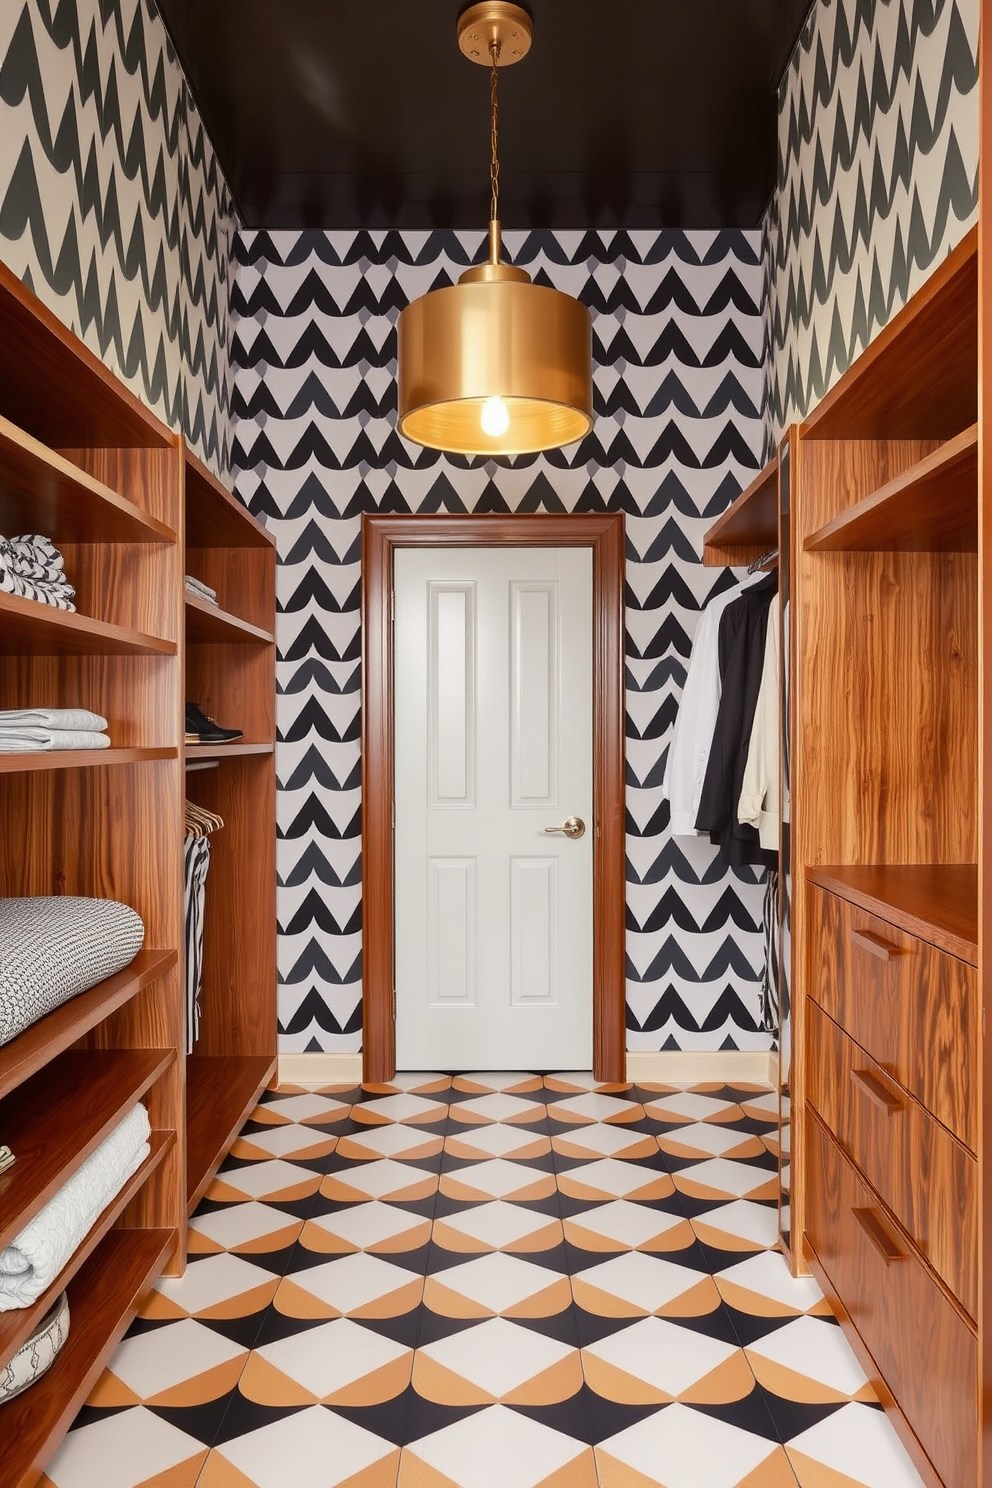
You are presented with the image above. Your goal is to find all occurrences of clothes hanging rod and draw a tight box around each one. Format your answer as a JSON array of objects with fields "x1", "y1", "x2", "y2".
[
  {"x1": 748, "y1": 547, "x2": 778, "y2": 573},
  {"x1": 185, "y1": 760, "x2": 220, "y2": 772}
]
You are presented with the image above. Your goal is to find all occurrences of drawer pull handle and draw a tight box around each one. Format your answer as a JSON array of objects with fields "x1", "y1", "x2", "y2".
[
  {"x1": 853, "y1": 1206, "x2": 908, "y2": 1265},
  {"x1": 850, "y1": 929, "x2": 905, "y2": 962},
  {"x1": 850, "y1": 1067, "x2": 903, "y2": 1114}
]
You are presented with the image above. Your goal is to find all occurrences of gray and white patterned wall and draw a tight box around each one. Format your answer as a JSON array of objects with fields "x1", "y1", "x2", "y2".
[
  {"x1": 765, "y1": 0, "x2": 979, "y2": 438},
  {"x1": 0, "y1": 0, "x2": 238, "y2": 475},
  {"x1": 230, "y1": 228, "x2": 774, "y2": 1056}
]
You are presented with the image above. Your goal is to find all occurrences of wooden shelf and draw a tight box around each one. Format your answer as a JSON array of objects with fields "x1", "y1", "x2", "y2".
[
  {"x1": 0, "y1": 1049, "x2": 174, "y2": 1248},
  {"x1": 806, "y1": 864, "x2": 978, "y2": 965},
  {"x1": 186, "y1": 1054, "x2": 277, "y2": 1214},
  {"x1": 0, "y1": 1226, "x2": 175, "y2": 1488},
  {"x1": 802, "y1": 227, "x2": 977, "y2": 440},
  {"x1": 0, "y1": 951, "x2": 178, "y2": 1099},
  {"x1": 185, "y1": 741, "x2": 275, "y2": 762},
  {"x1": 0, "y1": 747, "x2": 177, "y2": 775},
  {"x1": 0, "y1": 1134, "x2": 173, "y2": 1372},
  {"x1": 185, "y1": 446, "x2": 275, "y2": 549},
  {"x1": 0, "y1": 592, "x2": 176, "y2": 657},
  {"x1": 0, "y1": 263, "x2": 174, "y2": 452},
  {"x1": 702, "y1": 456, "x2": 778, "y2": 566},
  {"x1": 185, "y1": 592, "x2": 274, "y2": 644},
  {"x1": 0, "y1": 417, "x2": 176, "y2": 545},
  {"x1": 805, "y1": 425, "x2": 978, "y2": 552}
]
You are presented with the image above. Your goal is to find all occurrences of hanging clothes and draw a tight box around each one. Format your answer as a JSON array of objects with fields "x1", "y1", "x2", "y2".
[
  {"x1": 183, "y1": 801, "x2": 225, "y2": 1053},
  {"x1": 737, "y1": 600, "x2": 780, "y2": 850}
]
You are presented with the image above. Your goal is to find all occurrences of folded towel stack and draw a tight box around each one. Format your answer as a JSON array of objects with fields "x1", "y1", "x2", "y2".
[
  {"x1": 184, "y1": 574, "x2": 218, "y2": 606},
  {"x1": 0, "y1": 1103, "x2": 151, "y2": 1310},
  {"x1": 0, "y1": 535, "x2": 75, "y2": 611},
  {"x1": 0, "y1": 708, "x2": 111, "y2": 753}
]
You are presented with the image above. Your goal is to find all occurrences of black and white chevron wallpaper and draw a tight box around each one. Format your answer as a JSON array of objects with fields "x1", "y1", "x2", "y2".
[
  {"x1": 766, "y1": 0, "x2": 979, "y2": 436},
  {"x1": 0, "y1": 0, "x2": 238, "y2": 474},
  {"x1": 230, "y1": 229, "x2": 774, "y2": 1056}
]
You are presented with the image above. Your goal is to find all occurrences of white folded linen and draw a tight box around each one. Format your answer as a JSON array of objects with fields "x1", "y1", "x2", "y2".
[
  {"x1": 0, "y1": 1103, "x2": 151, "y2": 1309},
  {"x1": 184, "y1": 576, "x2": 218, "y2": 604},
  {"x1": 0, "y1": 729, "x2": 110, "y2": 752},
  {"x1": 0, "y1": 709, "x2": 108, "y2": 731}
]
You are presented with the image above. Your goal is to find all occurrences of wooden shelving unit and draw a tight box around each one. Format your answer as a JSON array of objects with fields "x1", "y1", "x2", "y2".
[
  {"x1": 0, "y1": 262, "x2": 275, "y2": 1483},
  {"x1": 702, "y1": 455, "x2": 778, "y2": 566}
]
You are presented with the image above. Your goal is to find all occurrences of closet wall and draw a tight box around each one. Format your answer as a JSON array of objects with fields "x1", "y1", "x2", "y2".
[
  {"x1": 0, "y1": 0, "x2": 238, "y2": 476},
  {"x1": 764, "y1": 0, "x2": 979, "y2": 440},
  {"x1": 230, "y1": 229, "x2": 772, "y2": 1057}
]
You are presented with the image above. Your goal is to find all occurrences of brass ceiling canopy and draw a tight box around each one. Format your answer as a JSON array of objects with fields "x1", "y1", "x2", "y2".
[{"x1": 397, "y1": 1, "x2": 593, "y2": 458}]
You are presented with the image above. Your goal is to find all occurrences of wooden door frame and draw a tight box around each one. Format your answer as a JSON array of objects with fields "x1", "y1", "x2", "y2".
[{"x1": 361, "y1": 512, "x2": 626, "y2": 1083}]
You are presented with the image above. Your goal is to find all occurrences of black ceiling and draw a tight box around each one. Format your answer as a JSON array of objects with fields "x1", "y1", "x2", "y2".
[{"x1": 158, "y1": 0, "x2": 813, "y2": 231}]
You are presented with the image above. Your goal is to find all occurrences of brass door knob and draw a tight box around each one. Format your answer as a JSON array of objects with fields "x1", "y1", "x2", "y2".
[{"x1": 544, "y1": 816, "x2": 585, "y2": 840}]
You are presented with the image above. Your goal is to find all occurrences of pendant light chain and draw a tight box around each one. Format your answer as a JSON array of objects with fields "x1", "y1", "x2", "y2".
[{"x1": 489, "y1": 38, "x2": 502, "y2": 226}]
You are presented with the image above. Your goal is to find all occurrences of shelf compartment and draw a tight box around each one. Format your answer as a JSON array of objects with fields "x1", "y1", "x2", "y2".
[
  {"x1": 185, "y1": 443, "x2": 275, "y2": 549},
  {"x1": 0, "y1": 1048, "x2": 174, "y2": 1249},
  {"x1": 0, "y1": 950, "x2": 178, "y2": 1100},
  {"x1": 185, "y1": 742, "x2": 275, "y2": 762},
  {"x1": 0, "y1": 592, "x2": 177, "y2": 657},
  {"x1": 0, "y1": 747, "x2": 177, "y2": 776},
  {"x1": 805, "y1": 425, "x2": 978, "y2": 553},
  {"x1": 184, "y1": 592, "x2": 275, "y2": 644},
  {"x1": 186, "y1": 1054, "x2": 277, "y2": 1214},
  {"x1": 0, "y1": 1132, "x2": 174, "y2": 1372},
  {"x1": 0, "y1": 417, "x2": 176, "y2": 545},
  {"x1": 806, "y1": 864, "x2": 978, "y2": 965},
  {"x1": 0, "y1": 1223, "x2": 175, "y2": 1488},
  {"x1": 702, "y1": 456, "x2": 778, "y2": 567}
]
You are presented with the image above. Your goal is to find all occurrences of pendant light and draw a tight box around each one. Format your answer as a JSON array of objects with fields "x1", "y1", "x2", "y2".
[{"x1": 397, "y1": 2, "x2": 593, "y2": 457}]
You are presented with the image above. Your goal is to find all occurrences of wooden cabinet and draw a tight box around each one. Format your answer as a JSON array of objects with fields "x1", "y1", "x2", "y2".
[{"x1": 0, "y1": 263, "x2": 276, "y2": 1485}]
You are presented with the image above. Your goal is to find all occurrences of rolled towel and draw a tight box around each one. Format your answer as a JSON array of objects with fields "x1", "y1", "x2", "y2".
[
  {"x1": 0, "y1": 709, "x2": 108, "y2": 732},
  {"x1": 0, "y1": 1103, "x2": 151, "y2": 1309},
  {"x1": 0, "y1": 729, "x2": 110, "y2": 752}
]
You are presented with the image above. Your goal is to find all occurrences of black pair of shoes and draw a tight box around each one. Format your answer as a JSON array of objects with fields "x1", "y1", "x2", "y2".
[{"x1": 185, "y1": 701, "x2": 243, "y2": 744}]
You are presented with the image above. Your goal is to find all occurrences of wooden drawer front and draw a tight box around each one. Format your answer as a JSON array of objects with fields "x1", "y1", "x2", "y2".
[
  {"x1": 809, "y1": 887, "x2": 976, "y2": 1149},
  {"x1": 806, "y1": 1113, "x2": 976, "y2": 1488},
  {"x1": 807, "y1": 1003, "x2": 977, "y2": 1317}
]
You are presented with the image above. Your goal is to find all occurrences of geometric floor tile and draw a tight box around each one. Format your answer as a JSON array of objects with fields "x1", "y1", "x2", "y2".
[
  {"x1": 439, "y1": 1158, "x2": 557, "y2": 1202},
  {"x1": 746, "y1": 1316, "x2": 875, "y2": 1402},
  {"x1": 423, "y1": 1252, "x2": 572, "y2": 1317},
  {"x1": 40, "y1": 1408, "x2": 209, "y2": 1488},
  {"x1": 335, "y1": 1123, "x2": 445, "y2": 1160},
  {"x1": 572, "y1": 1252, "x2": 721, "y2": 1317},
  {"x1": 445, "y1": 1123, "x2": 552, "y2": 1160},
  {"x1": 243, "y1": 1317, "x2": 412, "y2": 1403},
  {"x1": 209, "y1": 1159, "x2": 323, "y2": 1203},
  {"x1": 545, "y1": 1072, "x2": 634, "y2": 1093},
  {"x1": 563, "y1": 1199, "x2": 694, "y2": 1253},
  {"x1": 551, "y1": 1122, "x2": 659, "y2": 1159},
  {"x1": 321, "y1": 1159, "x2": 439, "y2": 1203},
  {"x1": 556, "y1": 1157, "x2": 675, "y2": 1201},
  {"x1": 690, "y1": 1199, "x2": 780, "y2": 1253},
  {"x1": 673, "y1": 1158, "x2": 779, "y2": 1202},
  {"x1": 301, "y1": 1200, "x2": 433, "y2": 1254},
  {"x1": 188, "y1": 1200, "x2": 304, "y2": 1255},
  {"x1": 547, "y1": 1092, "x2": 645, "y2": 1124},
  {"x1": 643, "y1": 1092, "x2": 742, "y2": 1125},
  {"x1": 582, "y1": 1316, "x2": 750, "y2": 1403},
  {"x1": 453, "y1": 1073, "x2": 546, "y2": 1094},
  {"x1": 350, "y1": 1093, "x2": 447, "y2": 1125},
  {"x1": 657, "y1": 1122, "x2": 766, "y2": 1161},
  {"x1": 414, "y1": 1316, "x2": 580, "y2": 1403},
  {"x1": 786, "y1": 1402, "x2": 928, "y2": 1488},
  {"x1": 595, "y1": 1403, "x2": 793, "y2": 1488},
  {"x1": 87, "y1": 1318, "x2": 247, "y2": 1407},
  {"x1": 200, "y1": 1405, "x2": 399, "y2": 1488},
  {"x1": 274, "y1": 1252, "x2": 425, "y2": 1318},
  {"x1": 142, "y1": 1254, "x2": 279, "y2": 1320},
  {"x1": 231, "y1": 1123, "x2": 338, "y2": 1161},
  {"x1": 432, "y1": 1200, "x2": 563, "y2": 1252},
  {"x1": 715, "y1": 1252, "x2": 831, "y2": 1318},
  {"x1": 449, "y1": 1093, "x2": 548, "y2": 1124},
  {"x1": 739, "y1": 1091, "x2": 780, "y2": 1123},
  {"x1": 400, "y1": 1403, "x2": 597, "y2": 1488},
  {"x1": 250, "y1": 1091, "x2": 352, "y2": 1125}
]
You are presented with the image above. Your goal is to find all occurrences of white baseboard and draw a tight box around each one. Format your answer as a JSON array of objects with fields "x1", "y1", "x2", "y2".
[
  {"x1": 625, "y1": 1051, "x2": 777, "y2": 1086},
  {"x1": 278, "y1": 1053, "x2": 363, "y2": 1087},
  {"x1": 278, "y1": 1050, "x2": 777, "y2": 1088}
]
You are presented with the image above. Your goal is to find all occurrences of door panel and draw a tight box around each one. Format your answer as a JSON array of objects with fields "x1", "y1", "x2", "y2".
[{"x1": 394, "y1": 546, "x2": 593, "y2": 1070}]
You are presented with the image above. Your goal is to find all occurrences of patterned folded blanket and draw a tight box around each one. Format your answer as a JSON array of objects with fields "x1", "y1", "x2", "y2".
[{"x1": 0, "y1": 535, "x2": 75, "y2": 611}]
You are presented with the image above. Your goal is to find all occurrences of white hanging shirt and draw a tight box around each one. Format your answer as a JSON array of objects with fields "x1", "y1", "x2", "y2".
[{"x1": 737, "y1": 600, "x2": 780, "y2": 849}]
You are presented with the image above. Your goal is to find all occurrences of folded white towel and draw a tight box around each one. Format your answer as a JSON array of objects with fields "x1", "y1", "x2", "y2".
[
  {"x1": 0, "y1": 710, "x2": 108, "y2": 732},
  {"x1": 0, "y1": 730, "x2": 110, "y2": 752},
  {"x1": 0, "y1": 1104, "x2": 151, "y2": 1309},
  {"x1": 184, "y1": 576, "x2": 218, "y2": 604}
]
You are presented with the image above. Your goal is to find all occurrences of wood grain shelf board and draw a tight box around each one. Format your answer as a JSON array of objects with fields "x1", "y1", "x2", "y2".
[
  {"x1": 0, "y1": 417, "x2": 176, "y2": 545},
  {"x1": 185, "y1": 443, "x2": 275, "y2": 549},
  {"x1": 0, "y1": 1134, "x2": 174, "y2": 1373},
  {"x1": 806, "y1": 864, "x2": 978, "y2": 965},
  {"x1": 184, "y1": 592, "x2": 275, "y2": 644},
  {"x1": 0, "y1": 1224, "x2": 175, "y2": 1488},
  {"x1": 186, "y1": 1054, "x2": 277, "y2": 1213},
  {"x1": 184, "y1": 742, "x2": 275, "y2": 762},
  {"x1": 802, "y1": 227, "x2": 977, "y2": 440},
  {"x1": 702, "y1": 456, "x2": 778, "y2": 566},
  {"x1": 0, "y1": 747, "x2": 177, "y2": 775},
  {"x1": 0, "y1": 592, "x2": 177, "y2": 657},
  {"x1": 0, "y1": 263, "x2": 174, "y2": 452},
  {"x1": 0, "y1": 950, "x2": 178, "y2": 1099},
  {"x1": 805, "y1": 425, "x2": 978, "y2": 552},
  {"x1": 0, "y1": 1048, "x2": 174, "y2": 1248}
]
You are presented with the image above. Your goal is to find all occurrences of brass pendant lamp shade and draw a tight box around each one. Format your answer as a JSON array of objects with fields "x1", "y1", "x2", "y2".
[{"x1": 397, "y1": 4, "x2": 593, "y2": 457}]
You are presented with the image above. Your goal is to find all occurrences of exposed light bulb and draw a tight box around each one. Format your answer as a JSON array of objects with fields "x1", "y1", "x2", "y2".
[{"x1": 480, "y1": 395, "x2": 510, "y2": 437}]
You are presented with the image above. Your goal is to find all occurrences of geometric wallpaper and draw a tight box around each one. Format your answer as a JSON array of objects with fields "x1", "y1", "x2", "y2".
[
  {"x1": 0, "y1": 0, "x2": 238, "y2": 475},
  {"x1": 229, "y1": 228, "x2": 774, "y2": 1056},
  {"x1": 765, "y1": 0, "x2": 979, "y2": 437}
]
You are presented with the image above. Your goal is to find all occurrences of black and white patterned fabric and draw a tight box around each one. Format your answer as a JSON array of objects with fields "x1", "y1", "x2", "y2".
[
  {"x1": 0, "y1": 1291, "x2": 68, "y2": 1401},
  {"x1": 183, "y1": 835, "x2": 211, "y2": 1053},
  {"x1": 0, "y1": 535, "x2": 75, "y2": 610},
  {"x1": 0, "y1": 898, "x2": 145, "y2": 1047}
]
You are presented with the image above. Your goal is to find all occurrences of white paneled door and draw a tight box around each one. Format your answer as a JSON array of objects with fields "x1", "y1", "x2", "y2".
[{"x1": 394, "y1": 546, "x2": 594, "y2": 1070}]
